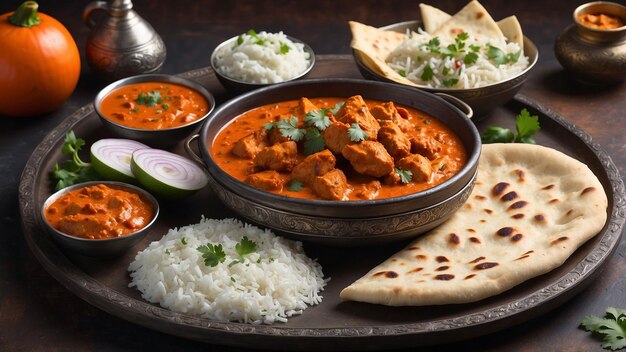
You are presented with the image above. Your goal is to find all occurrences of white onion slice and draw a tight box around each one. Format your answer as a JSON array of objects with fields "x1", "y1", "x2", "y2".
[{"x1": 90, "y1": 139, "x2": 149, "y2": 182}]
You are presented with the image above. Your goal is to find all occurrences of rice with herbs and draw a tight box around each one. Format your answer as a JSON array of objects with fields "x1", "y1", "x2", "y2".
[
  {"x1": 128, "y1": 217, "x2": 326, "y2": 324},
  {"x1": 386, "y1": 31, "x2": 529, "y2": 89},
  {"x1": 214, "y1": 30, "x2": 311, "y2": 84}
]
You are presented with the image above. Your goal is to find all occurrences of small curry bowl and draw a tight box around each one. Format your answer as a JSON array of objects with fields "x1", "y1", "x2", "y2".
[
  {"x1": 192, "y1": 78, "x2": 481, "y2": 246},
  {"x1": 94, "y1": 74, "x2": 216, "y2": 147},
  {"x1": 210, "y1": 33, "x2": 316, "y2": 94},
  {"x1": 41, "y1": 181, "x2": 160, "y2": 258},
  {"x1": 353, "y1": 20, "x2": 538, "y2": 119}
]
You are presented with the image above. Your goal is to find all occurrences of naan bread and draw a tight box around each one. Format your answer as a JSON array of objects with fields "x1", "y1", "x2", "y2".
[
  {"x1": 497, "y1": 15, "x2": 524, "y2": 48},
  {"x1": 432, "y1": 0, "x2": 507, "y2": 46},
  {"x1": 419, "y1": 3, "x2": 451, "y2": 33},
  {"x1": 340, "y1": 144, "x2": 608, "y2": 306},
  {"x1": 348, "y1": 21, "x2": 417, "y2": 86}
]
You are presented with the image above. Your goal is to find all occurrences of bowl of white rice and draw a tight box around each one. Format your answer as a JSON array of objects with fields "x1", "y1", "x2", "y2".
[
  {"x1": 353, "y1": 21, "x2": 538, "y2": 118},
  {"x1": 211, "y1": 30, "x2": 315, "y2": 93}
]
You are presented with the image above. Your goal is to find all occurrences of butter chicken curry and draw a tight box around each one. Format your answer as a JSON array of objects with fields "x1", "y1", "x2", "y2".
[{"x1": 212, "y1": 95, "x2": 467, "y2": 201}]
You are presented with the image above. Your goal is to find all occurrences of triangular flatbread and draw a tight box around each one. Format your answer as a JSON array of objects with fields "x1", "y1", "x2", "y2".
[
  {"x1": 340, "y1": 144, "x2": 608, "y2": 306},
  {"x1": 419, "y1": 3, "x2": 451, "y2": 33},
  {"x1": 432, "y1": 0, "x2": 507, "y2": 46},
  {"x1": 497, "y1": 15, "x2": 524, "y2": 49}
]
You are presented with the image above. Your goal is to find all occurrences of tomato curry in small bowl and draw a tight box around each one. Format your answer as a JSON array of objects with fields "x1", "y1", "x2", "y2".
[
  {"x1": 42, "y1": 181, "x2": 159, "y2": 257},
  {"x1": 95, "y1": 74, "x2": 215, "y2": 147}
]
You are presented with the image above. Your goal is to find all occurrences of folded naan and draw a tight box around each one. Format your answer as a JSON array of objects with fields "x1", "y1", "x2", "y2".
[{"x1": 340, "y1": 144, "x2": 608, "y2": 306}]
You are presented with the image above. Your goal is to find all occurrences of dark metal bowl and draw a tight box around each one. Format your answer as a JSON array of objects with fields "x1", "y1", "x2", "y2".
[
  {"x1": 41, "y1": 181, "x2": 159, "y2": 257},
  {"x1": 196, "y1": 78, "x2": 481, "y2": 245},
  {"x1": 353, "y1": 20, "x2": 539, "y2": 119},
  {"x1": 94, "y1": 74, "x2": 216, "y2": 147},
  {"x1": 210, "y1": 34, "x2": 315, "y2": 94}
]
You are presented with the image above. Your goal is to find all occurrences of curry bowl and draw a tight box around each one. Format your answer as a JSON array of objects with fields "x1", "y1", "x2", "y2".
[
  {"x1": 353, "y1": 20, "x2": 539, "y2": 119},
  {"x1": 210, "y1": 32, "x2": 315, "y2": 94},
  {"x1": 94, "y1": 74, "x2": 216, "y2": 147},
  {"x1": 41, "y1": 181, "x2": 160, "y2": 258},
  {"x1": 193, "y1": 78, "x2": 481, "y2": 244}
]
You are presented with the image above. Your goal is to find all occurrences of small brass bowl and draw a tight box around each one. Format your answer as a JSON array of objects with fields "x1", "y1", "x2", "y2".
[{"x1": 555, "y1": 1, "x2": 626, "y2": 85}]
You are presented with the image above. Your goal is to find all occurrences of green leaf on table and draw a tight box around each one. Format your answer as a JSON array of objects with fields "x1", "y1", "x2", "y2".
[{"x1": 581, "y1": 307, "x2": 626, "y2": 350}]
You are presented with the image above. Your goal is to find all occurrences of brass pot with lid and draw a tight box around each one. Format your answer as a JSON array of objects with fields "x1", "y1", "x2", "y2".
[{"x1": 554, "y1": 1, "x2": 626, "y2": 85}]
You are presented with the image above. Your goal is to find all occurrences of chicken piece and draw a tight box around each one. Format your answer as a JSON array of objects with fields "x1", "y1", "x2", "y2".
[
  {"x1": 377, "y1": 121, "x2": 411, "y2": 158},
  {"x1": 244, "y1": 170, "x2": 284, "y2": 191},
  {"x1": 291, "y1": 150, "x2": 336, "y2": 184},
  {"x1": 322, "y1": 120, "x2": 352, "y2": 154},
  {"x1": 369, "y1": 101, "x2": 412, "y2": 132},
  {"x1": 382, "y1": 171, "x2": 402, "y2": 185},
  {"x1": 335, "y1": 95, "x2": 380, "y2": 140},
  {"x1": 293, "y1": 97, "x2": 319, "y2": 117},
  {"x1": 58, "y1": 216, "x2": 118, "y2": 239},
  {"x1": 352, "y1": 180, "x2": 382, "y2": 200},
  {"x1": 410, "y1": 133, "x2": 443, "y2": 160},
  {"x1": 342, "y1": 141, "x2": 394, "y2": 178},
  {"x1": 312, "y1": 168, "x2": 348, "y2": 200},
  {"x1": 232, "y1": 129, "x2": 268, "y2": 159},
  {"x1": 267, "y1": 126, "x2": 290, "y2": 145},
  {"x1": 397, "y1": 154, "x2": 433, "y2": 183},
  {"x1": 254, "y1": 141, "x2": 298, "y2": 172}
]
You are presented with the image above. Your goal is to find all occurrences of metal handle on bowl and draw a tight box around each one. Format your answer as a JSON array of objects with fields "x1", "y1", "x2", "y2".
[
  {"x1": 435, "y1": 93, "x2": 473, "y2": 119},
  {"x1": 184, "y1": 134, "x2": 206, "y2": 167}
]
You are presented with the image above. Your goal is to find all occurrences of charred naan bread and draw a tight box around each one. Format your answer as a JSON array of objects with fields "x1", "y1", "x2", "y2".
[{"x1": 340, "y1": 144, "x2": 608, "y2": 306}]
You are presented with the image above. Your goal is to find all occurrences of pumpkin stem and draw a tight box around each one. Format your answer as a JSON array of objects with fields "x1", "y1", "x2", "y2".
[{"x1": 9, "y1": 1, "x2": 41, "y2": 28}]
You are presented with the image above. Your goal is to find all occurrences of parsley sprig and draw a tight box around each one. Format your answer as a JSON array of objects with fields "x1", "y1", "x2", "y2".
[
  {"x1": 197, "y1": 237, "x2": 259, "y2": 268},
  {"x1": 581, "y1": 307, "x2": 626, "y2": 350},
  {"x1": 395, "y1": 168, "x2": 413, "y2": 184},
  {"x1": 481, "y1": 108, "x2": 540, "y2": 144},
  {"x1": 135, "y1": 90, "x2": 162, "y2": 107},
  {"x1": 348, "y1": 123, "x2": 368, "y2": 142},
  {"x1": 51, "y1": 131, "x2": 99, "y2": 191}
]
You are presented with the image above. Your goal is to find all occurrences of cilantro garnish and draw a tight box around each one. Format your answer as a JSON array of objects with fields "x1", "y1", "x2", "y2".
[
  {"x1": 443, "y1": 78, "x2": 459, "y2": 87},
  {"x1": 197, "y1": 243, "x2": 226, "y2": 267},
  {"x1": 279, "y1": 42, "x2": 290, "y2": 54},
  {"x1": 136, "y1": 90, "x2": 162, "y2": 107},
  {"x1": 421, "y1": 64, "x2": 434, "y2": 81},
  {"x1": 423, "y1": 37, "x2": 441, "y2": 53},
  {"x1": 347, "y1": 123, "x2": 368, "y2": 142},
  {"x1": 51, "y1": 131, "x2": 99, "y2": 191},
  {"x1": 181, "y1": 237, "x2": 188, "y2": 245},
  {"x1": 276, "y1": 116, "x2": 306, "y2": 141},
  {"x1": 487, "y1": 45, "x2": 521, "y2": 65},
  {"x1": 303, "y1": 128, "x2": 326, "y2": 155},
  {"x1": 287, "y1": 179, "x2": 304, "y2": 192},
  {"x1": 395, "y1": 168, "x2": 413, "y2": 184},
  {"x1": 581, "y1": 307, "x2": 626, "y2": 350},
  {"x1": 398, "y1": 70, "x2": 407, "y2": 77},
  {"x1": 329, "y1": 101, "x2": 344, "y2": 115},
  {"x1": 247, "y1": 29, "x2": 265, "y2": 45},
  {"x1": 304, "y1": 108, "x2": 332, "y2": 130},
  {"x1": 464, "y1": 51, "x2": 478, "y2": 65},
  {"x1": 481, "y1": 108, "x2": 540, "y2": 144},
  {"x1": 235, "y1": 236, "x2": 257, "y2": 257}
]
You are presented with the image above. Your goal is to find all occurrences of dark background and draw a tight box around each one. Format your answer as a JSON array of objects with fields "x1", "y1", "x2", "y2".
[{"x1": 1, "y1": 0, "x2": 625, "y2": 351}]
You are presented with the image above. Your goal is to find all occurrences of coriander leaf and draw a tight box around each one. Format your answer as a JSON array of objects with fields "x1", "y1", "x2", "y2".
[
  {"x1": 456, "y1": 32, "x2": 469, "y2": 42},
  {"x1": 439, "y1": 44, "x2": 457, "y2": 57},
  {"x1": 304, "y1": 108, "x2": 331, "y2": 130},
  {"x1": 442, "y1": 66, "x2": 450, "y2": 75},
  {"x1": 581, "y1": 307, "x2": 626, "y2": 350},
  {"x1": 347, "y1": 123, "x2": 368, "y2": 142},
  {"x1": 481, "y1": 126, "x2": 515, "y2": 143},
  {"x1": 136, "y1": 90, "x2": 162, "y2": 107},
  {"x1": 329, "y1": 101, "x2": 344, "y2": 115},
  {"x1": 279, "y1": 42, "x2": 290, "y2": 54},
  {"x1": 181, "y1": 237, "x2": 188, "y2": 245},
  {"x1": 423, "y1": 37, "x2": 440, "y2": 53},
  {"x1": 443, "y1": 78, "x2": 459, "y2": 87},
  {"x1": 487, "y1": 45, "x2": 507, "y2": 65},
  {"x1": 162, "y1": 103, "x2": 169, "y2": 110},
  {"x1": 277, "y1": 116, "x2": 305, "y2": 141},
  {"x1": 469, "y1": 44, "x2": 481, "y2": 52},
  {"x1": 235, "y1": 236, "x2": 257, "y2": 257},
  {"x1": 51, "y1": 131, "x2": 98, "y2": 191},
  {"x1": 395, "y1": 168, "x2": 413, "y2": 184},
  {"x1": 464, "y1": 52, "x2": 478, "y2": 65},
  {"x1": 398, "y1": 70, "x2": 407, "y2": 77},
  {"x1": 237, "y1": 35, "x2": 244, "y2": 45},
  {"x1": 303, "y1": 128, "x2": 326, "y2": 155},
  {"x1": 246, "y1": 29, "x2": 265, "y2": 45},
  {"x1": 514, "y1": 108, "x2": 540, "y2": 143},
  {"x1": 263, "y1": 121, "x2": 275, "y2": 130},
  {"x1": 197, "y1": 243, "x2": 226, "y2": 267},
  {"x1": 506, "y1": 50, "x2": 521, "y2": 64},
  {"x1": 421, "y1": 64, "x2": 434, "y2": 81},
  {"x1": 287, "y1": 179, "x2": 304, "y2": 192}
]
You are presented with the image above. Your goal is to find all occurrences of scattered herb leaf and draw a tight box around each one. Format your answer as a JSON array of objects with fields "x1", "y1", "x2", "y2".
[
  {"x1": 237, "y1": 35, "x2": 244, "y2": 45},
  {"x1": 230, "y1": 277, "x2": 236, "y2": 283},
  {"x1": 181, "y1": 237, "x2": 188, "y2": 245},
  {"x1": 235, "y1": 236, "x2": 257, "y2": 258},
  {"x1": 481, "y1": 108, "x2": 540, "y2": 144},
  {"x1": 395, "y1": 168, "x2": 413, "y2": 184},
  {"x1": 51, "y1": 131, "x2": 99, "y2": 191},
  {"x1": 303, "y1": 128, "x2": 326, "y2": 155},
  {"x1": 464, "y1": 52, "x2": 478, "y2": 65},
  {"x1": 247, "y1": 29, "x2": 265, "y2": 45},
  {"x1": 279, "y1": 42, "x2": 290, "y2": 54},
  {"x1": 421, "y1": 64, "x2": 434, "y2": 81},
  {"x1": 287, "y1": 179, "x2": 304, "y2": 192},
  {"x1": 347, "y1": 123, "x2": 368, "y2": 142},
  {"x1": 162, "y1": 103, "x2": 169, "y2": 110},
  {"x1": 329, "y1": 101, "x2": 344, "y2": 115},
  {"x1": 443, "y1": 78, "x2": 459, "y2": 87},
  {"x1": 304, "y1": 108, "x2": 332, "y2": 130},
  {"x1": 581, "y1": 307, "x2": 626, "y2": 350},
  {"x1": 398, "y1": 70, "x2": 407, "y2": 77},
  {"x1": 136, "y1": 90, "x2": 162, "y2": 107},
  {"x1": 276, "y1": 117, "x2": 306, "y2": 141},
  {"x1": 197, "y1": 243, "x2": 226, "y2": 267}
]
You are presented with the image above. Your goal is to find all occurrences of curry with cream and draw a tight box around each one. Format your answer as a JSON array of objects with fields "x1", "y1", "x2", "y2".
[
  {"x1": 99, "y1": 82, "x2": 210, "y2": 130},
  {"x1": 45, "y1": 184, "x2": 155, "y2": 239},
  {"x1": 212, "y1": 96, "x2": 467, "y2": 201}
]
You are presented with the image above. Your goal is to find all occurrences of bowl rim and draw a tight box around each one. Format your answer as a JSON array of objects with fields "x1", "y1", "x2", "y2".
[
  {"x1": 353, "y1": 20, "x2": 539, "y2": 92},
  {"x1": 209, "y1": 33, "x2": 316, "y2": 86},
  {"x1": 198, "y1": 77, "x2": 481, "y2": 211},
  {"x1": 93, "y1": 73, "x2": 216, "y2": 133},
  {"x1": 41, "y1": 180, "x2": 160, "y2": 243}
]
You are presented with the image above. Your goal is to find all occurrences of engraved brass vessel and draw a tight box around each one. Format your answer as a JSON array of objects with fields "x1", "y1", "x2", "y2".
[
  {"x1": 555, "y1": 1, "x2": 626, "y2": 85},
  {"x1": 83, "y1": 0, "x2": 166, "y2": 81}
]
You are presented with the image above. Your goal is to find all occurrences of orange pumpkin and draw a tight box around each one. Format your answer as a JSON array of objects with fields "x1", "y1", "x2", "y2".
[{"x1": 0, "y1": 1, "x2": 80, "y2": 117}]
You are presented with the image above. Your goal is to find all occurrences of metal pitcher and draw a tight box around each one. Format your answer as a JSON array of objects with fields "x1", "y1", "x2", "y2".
[{"x1": 83, "y1": 0, "x2": 166, "y2": 81}]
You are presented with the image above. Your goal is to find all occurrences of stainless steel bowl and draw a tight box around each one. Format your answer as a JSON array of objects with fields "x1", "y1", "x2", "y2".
[
  {"x1": 94, "y1": 74, "x2": 216, "y2": 147},
  {"x1": 194, "y1": 78, "x2": 481, "y2": 245},
  {"x1": 41, "y1": 181, "x2": 159, "y2": 257},
  {"x1": 210, "y1": 34, "x2": 315, "y2": 94},
  {"x1": 353, "y1": 20, "x2": 539, "y2": 119}
]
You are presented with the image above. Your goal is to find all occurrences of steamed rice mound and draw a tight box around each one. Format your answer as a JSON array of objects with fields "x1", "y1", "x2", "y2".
[
  {"x1": 214, "y1": 31, "x2": 311, "y2": 84},
  {"x1": 128, "y1": 217, "x2": 326, "y2": 324}
]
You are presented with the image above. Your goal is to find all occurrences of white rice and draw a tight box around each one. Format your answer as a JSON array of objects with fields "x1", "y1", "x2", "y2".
[
  {"x1": 128, "y1": 217, "x2": 327, "y2": 324},
  {"x1": 386, "y1": 31, "x2": 529, "y2": 89},
  {"x1": 214, "y1": 31, "x2": 311, "y2": 84}
]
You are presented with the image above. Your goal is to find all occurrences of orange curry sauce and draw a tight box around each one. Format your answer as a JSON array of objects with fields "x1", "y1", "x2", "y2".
[
  {"x1": 212, "y1": 97, "x2": 467, "y2": 201},
  {"x1": 45, "y1": 184, "x2": 155, "y2": 240},
  {"x1": 99, "y1": 82, "x2": 210, "y2": 130},
  {"x1": 578, "y1": 13, "x2": 625, "y2": 30}
]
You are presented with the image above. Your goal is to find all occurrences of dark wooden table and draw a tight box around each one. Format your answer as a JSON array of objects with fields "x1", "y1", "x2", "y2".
[{"x1": 1, "y1": 1, "x2": 624, "y2": 351}]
